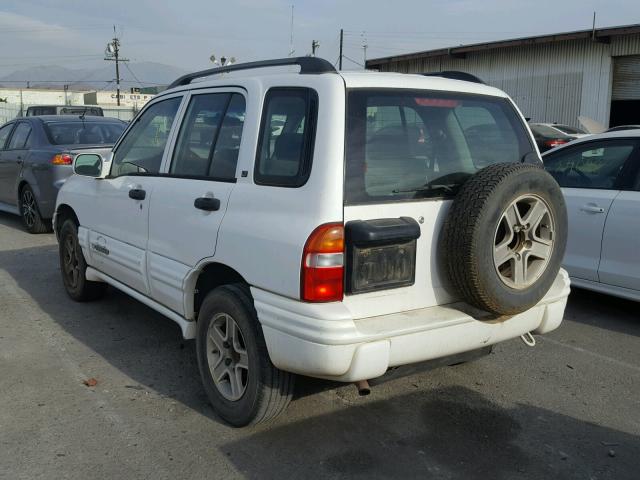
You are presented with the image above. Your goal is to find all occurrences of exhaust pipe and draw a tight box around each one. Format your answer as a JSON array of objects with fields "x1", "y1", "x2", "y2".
[{"x1": 354, "y1": 380, "x2": 371, "y2": 396}]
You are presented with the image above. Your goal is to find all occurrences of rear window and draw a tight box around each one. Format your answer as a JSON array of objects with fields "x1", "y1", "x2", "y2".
[
  {"x1": 345, "y1": 90, "x2": 533, "y2": 204},
  {"x1": 44, "y1": 121, "x2": 126, "y2": 145},
  {"x1": 553, "y1": 124, "x2": 586, "y2": 135}
]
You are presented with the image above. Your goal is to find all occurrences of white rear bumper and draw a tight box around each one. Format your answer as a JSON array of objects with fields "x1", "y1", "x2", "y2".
[{"x1": 252, "y1": 270, "x2": 570, "y2": 382}]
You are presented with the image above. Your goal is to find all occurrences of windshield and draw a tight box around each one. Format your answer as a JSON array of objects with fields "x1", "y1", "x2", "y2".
[
  {"x1": 44, "y1": 121, "x2": 125, "y2": 145},
  {"x1": 345, "y1": 89, "x2": 533, "y2": 204}
]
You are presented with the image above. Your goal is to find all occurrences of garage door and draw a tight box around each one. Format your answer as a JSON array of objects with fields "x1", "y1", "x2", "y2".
[{"x1": 612, "y1": 55, "x2": 640, "y2": 100}]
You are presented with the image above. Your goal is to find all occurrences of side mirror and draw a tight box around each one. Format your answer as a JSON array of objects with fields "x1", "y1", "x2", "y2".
[{"x1": 73, "y1": 153, "x2": 103, "y2": 178}]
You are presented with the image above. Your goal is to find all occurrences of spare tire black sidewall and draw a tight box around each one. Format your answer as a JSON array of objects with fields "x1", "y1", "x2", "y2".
[
  {"x1": 444, "y1": 163, "x2": 567, "y2": 316},
  {"x1": 477, "y1": 168, "x2": 566, "y2": 314}
]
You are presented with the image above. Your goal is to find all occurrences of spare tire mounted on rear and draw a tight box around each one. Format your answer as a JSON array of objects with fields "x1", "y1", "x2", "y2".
[{"x1": 442, "y1": 163, "x2": 567, "y2": 316}]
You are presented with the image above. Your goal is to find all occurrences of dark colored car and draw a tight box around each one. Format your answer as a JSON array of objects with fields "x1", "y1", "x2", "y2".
[
  {"x1": 25, "y1": 105, "x2": 104, "y2": 117},
  {"x1": 0, "y1": 115, "x2": 126, "y2": 233},
  {"x1": 529, "y1": 123, "x2": 577, "y2": 153}
]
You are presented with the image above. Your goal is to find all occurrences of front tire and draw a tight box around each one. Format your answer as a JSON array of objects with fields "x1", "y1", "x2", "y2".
[
  {"x1": 58, "y1": 219, "x2": 107, "y2": 302},
  {"x1": 20, "y1": 185, "x2": 51, "y2": 234},
  {"x1": 196, "y1": 285, "x2": 295, "y2": 427}
]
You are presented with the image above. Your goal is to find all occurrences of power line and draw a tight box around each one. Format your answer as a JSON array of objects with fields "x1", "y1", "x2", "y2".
[{"x1": 342, "y1": 55, "x2": 364, "y2": 68}]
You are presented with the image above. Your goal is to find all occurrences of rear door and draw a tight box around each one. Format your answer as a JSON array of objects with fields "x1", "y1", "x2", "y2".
[
  {"x1": 0, "y1": 122, "x2": 16, "y2": 204},
  {"x1": 544, "y1": 139, "x2": 639, "y2": 281},
  {"x1": 0, "y1": 122, "x2": 31, "y2": 205},
  {"x1": 146, "y1": 89, "x2": 246, "y2": 314},
  {"x1": 598, "y1": 149, "x2": 640, "y2": 291},
  {"x1": 342, "y1": 89, "x2": 535, "y2": 318}
]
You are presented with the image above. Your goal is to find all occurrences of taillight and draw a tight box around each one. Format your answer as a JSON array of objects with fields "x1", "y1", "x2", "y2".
[
  {"x1": 544, "y1": 139, "x2": 568, "y2": 148},
  {"x1": 301, "y1": 223, "x2": 344, "y2": 302},
  {"x1": 51, "y1": 153, "x2": 73, "y2": 165}
]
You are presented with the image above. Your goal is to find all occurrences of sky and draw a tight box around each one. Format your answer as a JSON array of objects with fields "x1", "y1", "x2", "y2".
[{"x1": 0, "y1": 0, "x2": 638, "y2": 82}]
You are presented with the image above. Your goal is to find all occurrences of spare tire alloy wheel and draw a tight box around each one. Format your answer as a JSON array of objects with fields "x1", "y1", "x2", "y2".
[
  {"x1": 493, "y1": 194, "x2": 555, "y2": 290},
  {"x1": 206, "y1": 313, "x2": 249, "y2": 401},
  {"x1": 443, "y1": 163, "x2": 567, "y2": 316}
]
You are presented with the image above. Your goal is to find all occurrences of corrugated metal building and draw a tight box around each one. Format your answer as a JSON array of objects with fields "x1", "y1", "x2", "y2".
[{"x1": 366, "y1": 24, "x2": 640, "y2": 129}]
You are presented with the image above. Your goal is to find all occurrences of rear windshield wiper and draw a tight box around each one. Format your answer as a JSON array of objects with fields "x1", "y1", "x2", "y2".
[{"x1": 392, "y1": 183, "x2": 457, "y2": 196}]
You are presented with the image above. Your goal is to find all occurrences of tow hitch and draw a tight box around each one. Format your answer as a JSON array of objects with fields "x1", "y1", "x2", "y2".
[{"x1": 520, "y1": 332, "x2": 536, "y2": 347}]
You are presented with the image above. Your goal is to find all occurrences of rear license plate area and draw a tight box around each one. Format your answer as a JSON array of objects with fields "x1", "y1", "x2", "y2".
[{"x1": 345, "y1": 217, "x2": 421, "y2": 294}]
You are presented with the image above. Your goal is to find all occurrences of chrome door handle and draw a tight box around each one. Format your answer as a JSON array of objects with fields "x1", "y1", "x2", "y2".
[{"x1": 581, "y1": 204, "x2": 605, "y2": 213}]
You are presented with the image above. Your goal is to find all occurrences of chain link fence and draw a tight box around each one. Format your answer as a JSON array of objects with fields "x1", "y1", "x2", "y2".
[{"x1": 0, "y1": 103, "x2": 139, "y2": 124}]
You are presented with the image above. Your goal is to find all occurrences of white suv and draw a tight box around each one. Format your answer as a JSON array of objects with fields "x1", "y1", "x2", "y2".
[{"x1": 54, "y1": 58, "x2": 570, "y2": 426}]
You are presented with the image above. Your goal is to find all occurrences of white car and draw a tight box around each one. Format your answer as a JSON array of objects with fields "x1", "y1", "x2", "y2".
[
  {"x1": 543, "y1": 129, "x2": 640, "y2": 302},
  {"x1": 53, "y1": 58, "x2": 570, "y2": 426}
]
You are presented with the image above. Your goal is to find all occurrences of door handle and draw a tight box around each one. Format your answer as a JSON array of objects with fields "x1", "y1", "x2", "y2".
[
  {"x1": 194, "y1": 196, "x2": 220, "y2": 211},
  {"x1": 580, "y1": 204, "x2": 605, "y2": 213},
  {"x1": 128, "y1": 188, "x2": 146, "y2": 200}
]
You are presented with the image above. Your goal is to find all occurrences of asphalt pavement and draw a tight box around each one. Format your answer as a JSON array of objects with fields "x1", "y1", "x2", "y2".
[{"x1": 0, "y1": 211, "x2": 638, "y2": 480}]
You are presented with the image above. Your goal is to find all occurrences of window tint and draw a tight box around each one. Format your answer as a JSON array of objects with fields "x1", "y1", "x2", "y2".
[
  {"x1": 210, "y1": 94, "x2": 246, "y2": 179},
  {"x1": 8, "y1": 123, "x2": 31, "y2": 149},
  {"x1": 44, "y1": 122, "x2": 125, "y2": 145},
  {"x1": 345, "y1": 90, "x2": 532, "y2": 204},
  {"x1": 544, "y1": 141, "x2": 635, "y2": 189},
  {"x1": 170, "y1": 93, "x2": 245, "y2": 180},
  {"x1": 255, "y1": 88, "x2": 316, "y2": 187},
  {"x1": 0, "y1": 124, "x2": 13, "y2": 149},
  {"x1": 111, "y1": 97, "x2": 181, "y2": 177}
]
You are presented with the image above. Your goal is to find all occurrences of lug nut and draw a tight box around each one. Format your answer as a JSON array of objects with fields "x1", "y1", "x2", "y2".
[
  {"x1": 225, "y1": 358, "x2": 232, "y2": 366},
  {"x1": 222, "y1": 341, "x2": 230, "y2": 349}
]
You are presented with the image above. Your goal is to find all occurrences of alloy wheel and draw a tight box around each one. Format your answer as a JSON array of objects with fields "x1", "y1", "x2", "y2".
[
  {"x1": 206, "y1": 313, "x2": 249, "y2": 401},
  {"x1": 493, "y1": 194, "x2": 555, "y2": 290}
]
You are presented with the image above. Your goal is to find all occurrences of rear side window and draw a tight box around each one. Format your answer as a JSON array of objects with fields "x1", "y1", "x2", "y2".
[
  {"x1": 8, "y1": 123, "x2": 31, "y2": 149},
  {"x1": 255, "y1": 88, "x2": 317, "y2": 187},
  {"x1": 44, "y1": 122, "x2": 125, "y2": 145},
  {"x1": 345, "y1": 89, "x2": 532, "y2": 205},
  {"x1": 544, "y1": 141, "x2": 637, "y2": 189}
]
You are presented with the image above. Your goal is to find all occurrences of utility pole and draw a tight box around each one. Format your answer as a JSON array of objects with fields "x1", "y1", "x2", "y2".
[
  {"x1": 339, "y1": 29, "x2": 343, "y2": 70},
  {"x1": 311, "y1": 40, "x2": 319, "y2": 56},
  {"x1": 104, "y1": 26, "x2": 129, "y2": 107}
]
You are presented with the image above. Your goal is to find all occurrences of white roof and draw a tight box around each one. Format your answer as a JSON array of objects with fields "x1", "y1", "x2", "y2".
[
  {"x1": 541, "y1": 128, "x2": 640, "y2": 155},
  {"x1": 339, "y1": 71, "x2": 507, "y2": 97}
]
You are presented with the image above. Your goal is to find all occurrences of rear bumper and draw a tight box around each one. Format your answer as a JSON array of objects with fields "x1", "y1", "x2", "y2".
[{"x1": 252, "y1": 269, "x2": 570, "y2": 382}]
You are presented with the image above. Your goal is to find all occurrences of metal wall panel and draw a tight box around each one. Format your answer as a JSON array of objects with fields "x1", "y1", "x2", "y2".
[
  {"x1": 611, "y1": 34, "x2": 640, "y2": 56},
  {"x1": 379, "y1": 38, "x2": 624, "y2": 127}
]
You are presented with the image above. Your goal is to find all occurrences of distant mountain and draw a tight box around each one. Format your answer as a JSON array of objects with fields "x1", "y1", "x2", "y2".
[{"x1": 0, "y1": 62, "x2": 188, "y2": 90}]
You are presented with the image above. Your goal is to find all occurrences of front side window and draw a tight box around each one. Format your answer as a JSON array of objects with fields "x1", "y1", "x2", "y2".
[
  {"x1": 8, "y1": 123, "x2": 31, "y2": 149},
  {"x1": 345, "y1": 90, "x2": 532, "y2": 204},
  {"x1": 544, "y1": 141, "x2": 637, "y2": 189},
  {"x1": 111, "y1": 97, "x2": 182, "y2": 177},
  {"x1": 255, "y1": 88, "x2": 317, "y2": 187},
  {"x1": 0, "y1": 124, "x2": 14, "y2": 149},
  {"x1": 170, "y1": 92, "x2": 246, "y2": 180}
]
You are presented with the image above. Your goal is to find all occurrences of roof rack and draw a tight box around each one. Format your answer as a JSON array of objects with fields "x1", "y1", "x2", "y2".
[
  {"x1": 421, "y1": 71, "x2": 485, "y2": 84},
  {"x1": 167, "y1": 57, "x2": 337, "y2": 89}
]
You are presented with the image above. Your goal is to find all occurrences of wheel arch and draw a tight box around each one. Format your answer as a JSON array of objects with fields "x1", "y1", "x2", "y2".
[
  {"x1": 54, "y1": 203, "x2": 79, "y2": 238},
  {"x1": 185, "y1": 262, "x2": 249, "y2": 320}
]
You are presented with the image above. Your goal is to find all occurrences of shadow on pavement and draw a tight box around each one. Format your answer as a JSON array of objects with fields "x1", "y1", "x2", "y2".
[
  {"x1": 1, "y1": 242, "x2": 638, "y2": 480},
  {"x1": 566, "y1": 287, "x2": 640, "y2": 337},
  {"x1": 221, "y1": 386, "x2": 639, "y2": 480}
]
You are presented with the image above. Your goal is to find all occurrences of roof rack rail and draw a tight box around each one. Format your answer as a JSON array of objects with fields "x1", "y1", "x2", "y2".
[
  {"x1": 167, "y1": 57, "x2": 337, "y2": 89},
  {"x1": 421, "y1": 71, "x2": 485, "y2": 84}
]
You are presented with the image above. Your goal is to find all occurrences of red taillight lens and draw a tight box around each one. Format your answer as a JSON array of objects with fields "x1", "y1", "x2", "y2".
[
  {"x1": 51, "y1": 153, "x2": 73, "y2": 165},
  {"x1": 544, "y1": 139, "x2": 567, "y2": 148},
  {"x1": 301, "y1": 223, "x2": 344, "y2": 302}
]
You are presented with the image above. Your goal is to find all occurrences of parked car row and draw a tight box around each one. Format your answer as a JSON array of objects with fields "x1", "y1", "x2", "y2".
[{"x1": 0, "y1": 115, "x2": 126, "y2": 232}]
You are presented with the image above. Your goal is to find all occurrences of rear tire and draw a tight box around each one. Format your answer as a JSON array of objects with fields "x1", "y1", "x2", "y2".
[
  {"x1": 58, "y1": 219, "x2": 107, "y2": 302},
  {"x1": 196, "y1": 284, "x2": 295, "y2": 427},
  {"x1": 20, "y1": 185, "x2": 51, "y2": 234}
]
